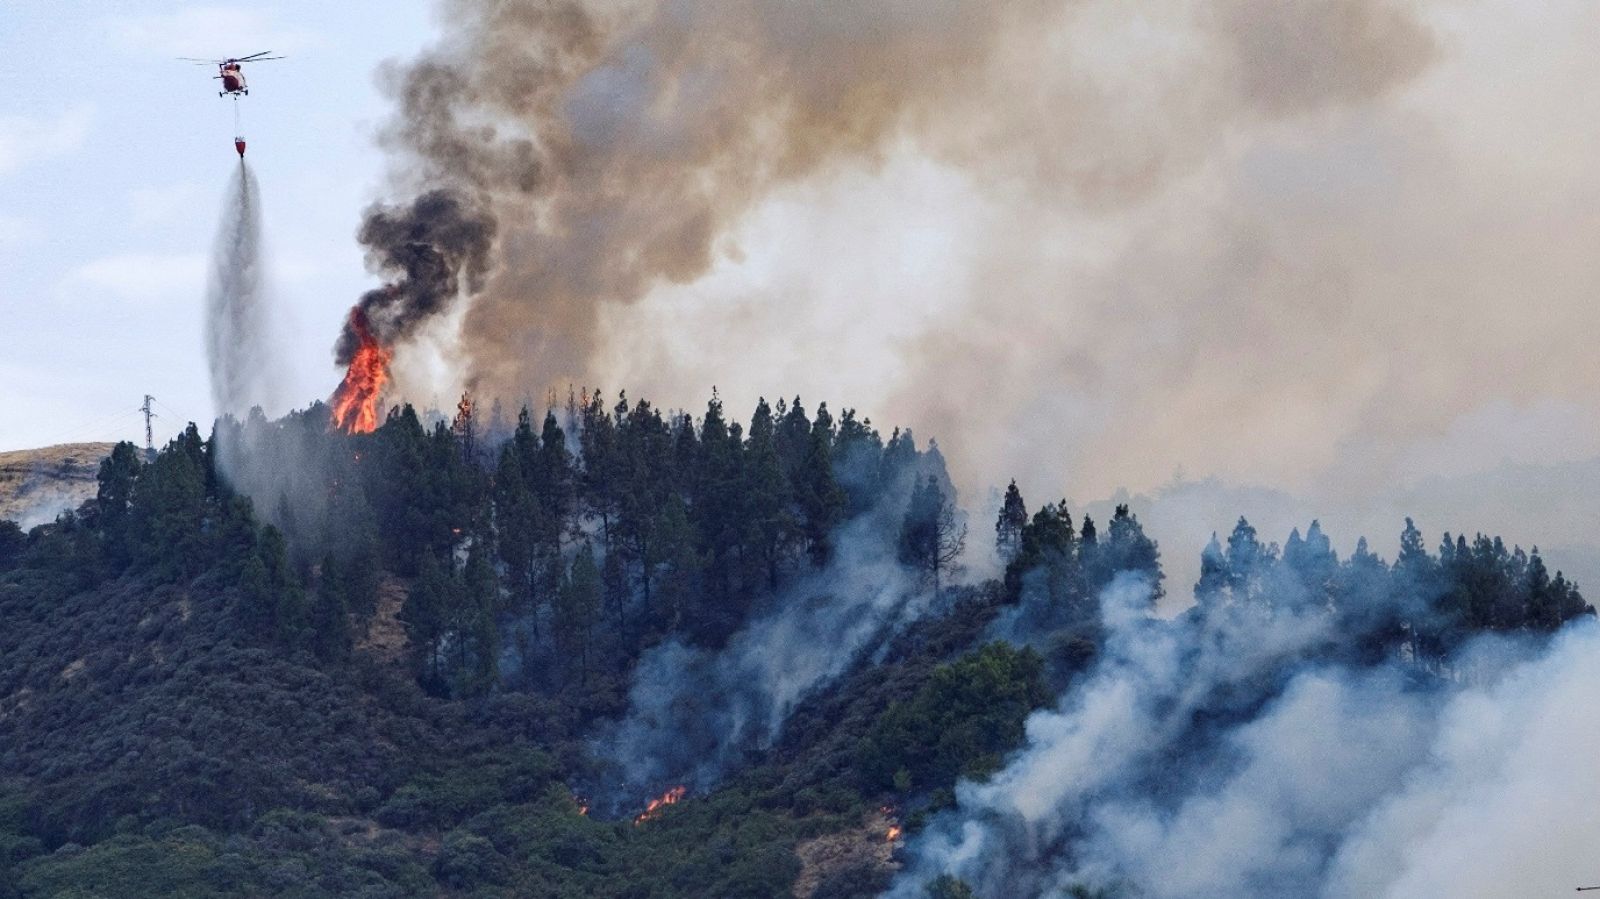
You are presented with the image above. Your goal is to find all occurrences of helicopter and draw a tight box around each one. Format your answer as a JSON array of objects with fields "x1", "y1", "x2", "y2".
[
  {"x1": 179, "y1": 51, "x2": 285, "y2": 97},
  {"x1": 179, "y1": 51, "x2": 285, "y2": 157}
]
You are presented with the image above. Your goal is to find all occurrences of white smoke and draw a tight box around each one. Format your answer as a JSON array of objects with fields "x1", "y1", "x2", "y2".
[
  {"x1": 589, "y1": 445, "x2": 955, "y2": 807},
  {"x1": 591, "y1": 511, "x2": 924, "y2": 798},
  {"x1": 891, "y1": 574, "x2": 1600, "y2": 897}
]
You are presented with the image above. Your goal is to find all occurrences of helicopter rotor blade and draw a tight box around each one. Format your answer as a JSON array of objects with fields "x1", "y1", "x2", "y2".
[
  {"x1": 247, "y1": 56, "x2": 287, "y2": 61},
  {"x1": 178, "y1": 57, "x2": 221, "y2": 63},
  {"x1": 236, "y1": 50, "x2": 275, "y2": 61}
]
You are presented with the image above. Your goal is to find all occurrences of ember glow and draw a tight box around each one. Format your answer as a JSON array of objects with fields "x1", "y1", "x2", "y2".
[
  {"x1": 633, "y1": 786, "x2": 687, "y2": 825},
  {"x1": 886, "y1": 825, "x2": 902, "y2": 843},
  {"x1": 329, "y1": 310, "x2": 392, "y2": 434}
]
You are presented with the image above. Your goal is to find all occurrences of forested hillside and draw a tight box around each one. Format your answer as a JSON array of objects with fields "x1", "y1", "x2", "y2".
[{"x1": 0, "y1": 392, "x2": 1588, "y2": 898}]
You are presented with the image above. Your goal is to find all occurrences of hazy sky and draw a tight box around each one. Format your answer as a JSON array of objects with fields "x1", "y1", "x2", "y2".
[{"x1": 3, "y1": 1, "x2": 1597, "y2": 585}]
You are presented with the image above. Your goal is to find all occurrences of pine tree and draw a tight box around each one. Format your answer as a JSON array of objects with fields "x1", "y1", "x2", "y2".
[
  {"x1": 1005, "y1": 500, "x2": 1079, "y2": 606},
  {"x1": 454, "y1": 543, "x2": 500, "y2": 696},
  {"x1": 1337, "y1": 536, "x2": 1398, "y2": 661},
  {"x1": 402, "y1": 553, "x2": 453, "y2": 694},
  {"x1": 129, "y1": 426, "x2": 209, "y2": 576},
  {"x1": 744, "y1": 397, "x2": 792, "y2": 589},
  {"x1": 556, "y1": 544, "x2": 602, "y2": 685},
  {"x1": 495, "y1": 429, "x2": 543, "y2": 634},
  {"x1": 310, "y1": 555, "x2": 353, "y2": 661},
  {"x1": 1195, "y1": 533, "x2": 1228, "y2": 606},
  {"x1": 369, "y1": 405, "x2": 433, "y2": 575},
  {"x1": 536, "y1": 408, "x2": 574, "y2": 537},
  {"x1": 1224, "y1": 517, "x2": 1274, "y2": 604},
  {"x1": 1526, "y1": 548, "x2": 1557, "y2": 630},
  {"x1": 994, "y1": 480, "x2": 1027, "y2": 564},
  {"x1": 652, "y1": 494, "x2": 700, "y2": 633},
  {"x1": 257, "y1": 525, "x2": 307, "y2": 645},
  {"x1": 1283, "y1": 520, "x2": 1338, "y2": 607},
  {"x1": 833, "y1": 408, "x2": 883, "y2": 516},
  {"x1": 775, "y1": 395, "x2": 813, "y2": 481},
  {"x1": 692, "y1": 391, "x2": 744, "y2": 626},
  {"x1": 93, "y1": 441, "x2": 142, "y2": 562},
  {"x1": 899, "y1": 476, "x2": 966, "y2": 593},
  {"x1": 579, "y1": 390, "x2": 620, "y2": 542},
  {"x1": 1100, "y1": 504, "x2": 1164, "y2": 601},
  {"x1": 795, "y1": 403, "x2": 846, "y2": 566}
]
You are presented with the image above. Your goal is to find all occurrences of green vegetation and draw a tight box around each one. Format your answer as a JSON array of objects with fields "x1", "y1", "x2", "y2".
[
  {"x1": 858, "y1": 643, "x2": 1050, "y2": 794},
  {"x1": 0, "y1": 394, "x2": 1004, "y2": 897},
  {"x1": 0, "y1": 390, "x2": 1587, "y2": 897}
]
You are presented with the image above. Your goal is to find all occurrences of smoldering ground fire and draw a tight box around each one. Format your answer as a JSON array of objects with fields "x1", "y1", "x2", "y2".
[{"x1": 631, "y1": 785, "x2": 686, "y2": 826}]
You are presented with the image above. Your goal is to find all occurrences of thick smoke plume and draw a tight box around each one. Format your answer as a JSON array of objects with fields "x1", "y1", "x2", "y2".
[
  {"x1": 890, "y1": 568, "x2": 1600, "y2": 897},
  {"x1": 349, "y1": 2, "x2": 1600, "y2": 590},
  {"x1": 361, "y1": 0, "x2": 1053, "y2": 393},
  {"x1": 335, "y1": 189, "x2": 495, "y2": 365},
  {"x1": 206, "y1": 162, "x2": 278, "y2": 418}
]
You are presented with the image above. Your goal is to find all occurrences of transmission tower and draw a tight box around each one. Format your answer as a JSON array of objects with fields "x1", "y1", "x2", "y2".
[{"x1": 140, "y1": 395, "x2": 157, "y2": 457}]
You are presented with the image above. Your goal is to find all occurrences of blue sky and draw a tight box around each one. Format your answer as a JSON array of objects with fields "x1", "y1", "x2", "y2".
[{"x1": 1, "y1": 1, "x2": 434, "y2": 448}]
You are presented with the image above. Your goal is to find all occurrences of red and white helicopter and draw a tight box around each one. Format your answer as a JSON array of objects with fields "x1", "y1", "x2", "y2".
[
  {"x1": 179, "y1": 51, "x2": 285, "y2": 157},
  {"x1": 180, "y1": 50, "x2": 285, "y2": 97}
]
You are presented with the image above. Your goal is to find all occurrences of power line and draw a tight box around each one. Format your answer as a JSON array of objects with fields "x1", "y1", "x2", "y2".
[
  {"x1": 151, "y1": 396, "x2": 199, "y2": 430},
  {"x1": 39, "y1": 408, "x2": 145, "y2": 448}
]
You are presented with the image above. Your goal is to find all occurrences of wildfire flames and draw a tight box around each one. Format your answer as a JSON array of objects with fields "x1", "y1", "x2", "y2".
[
  {"x1": 329, "y1": 310, "x2": 393, "y2": 434},
  {"x1": 633, "y1": 785, "x2": 687, "y2": 825},
  {"x1": 880, "y1": 805, "x2": 902, "y2": 843}
]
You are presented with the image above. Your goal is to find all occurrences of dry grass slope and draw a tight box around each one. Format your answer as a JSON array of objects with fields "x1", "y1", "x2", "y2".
[{"x1": 0, "y1": 442, "x2": 116, "y2": 527}]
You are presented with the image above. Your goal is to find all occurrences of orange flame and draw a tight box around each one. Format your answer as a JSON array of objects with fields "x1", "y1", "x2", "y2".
[
  {"x1": 886, "y1": 825, "x2": 902, "y2": 843},
  {"x1": 330, "y1": 310, "x2": 393, "y2": 434},
  {"x1": 633, "y1": 785, "x2": 687, "y2": 825}
]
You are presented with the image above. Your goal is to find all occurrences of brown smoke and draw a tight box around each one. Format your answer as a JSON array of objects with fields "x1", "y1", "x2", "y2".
[
  {"x1": 363, "y1": 0, "x2": 1055, "y2": 394},
  {"x1": 352, "y1": 0, "x2": 1600, "y2": 590}
]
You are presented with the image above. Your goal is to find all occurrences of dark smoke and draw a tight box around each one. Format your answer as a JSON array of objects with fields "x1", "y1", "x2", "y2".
[
  {"x1": 206, "y1": 162, "x2": 278, "y2": 417},
  {"x1": 335, "y1": 188, "x2": 496, "y2": 364}
]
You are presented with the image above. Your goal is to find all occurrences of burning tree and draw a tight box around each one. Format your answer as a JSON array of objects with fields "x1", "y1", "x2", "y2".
[
  {"x1": 329, "y1": 309, "x2": 392, "y2": 434},
  {"x1": 328, "y1": 189, "x2": 495, "y2": 434}
]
